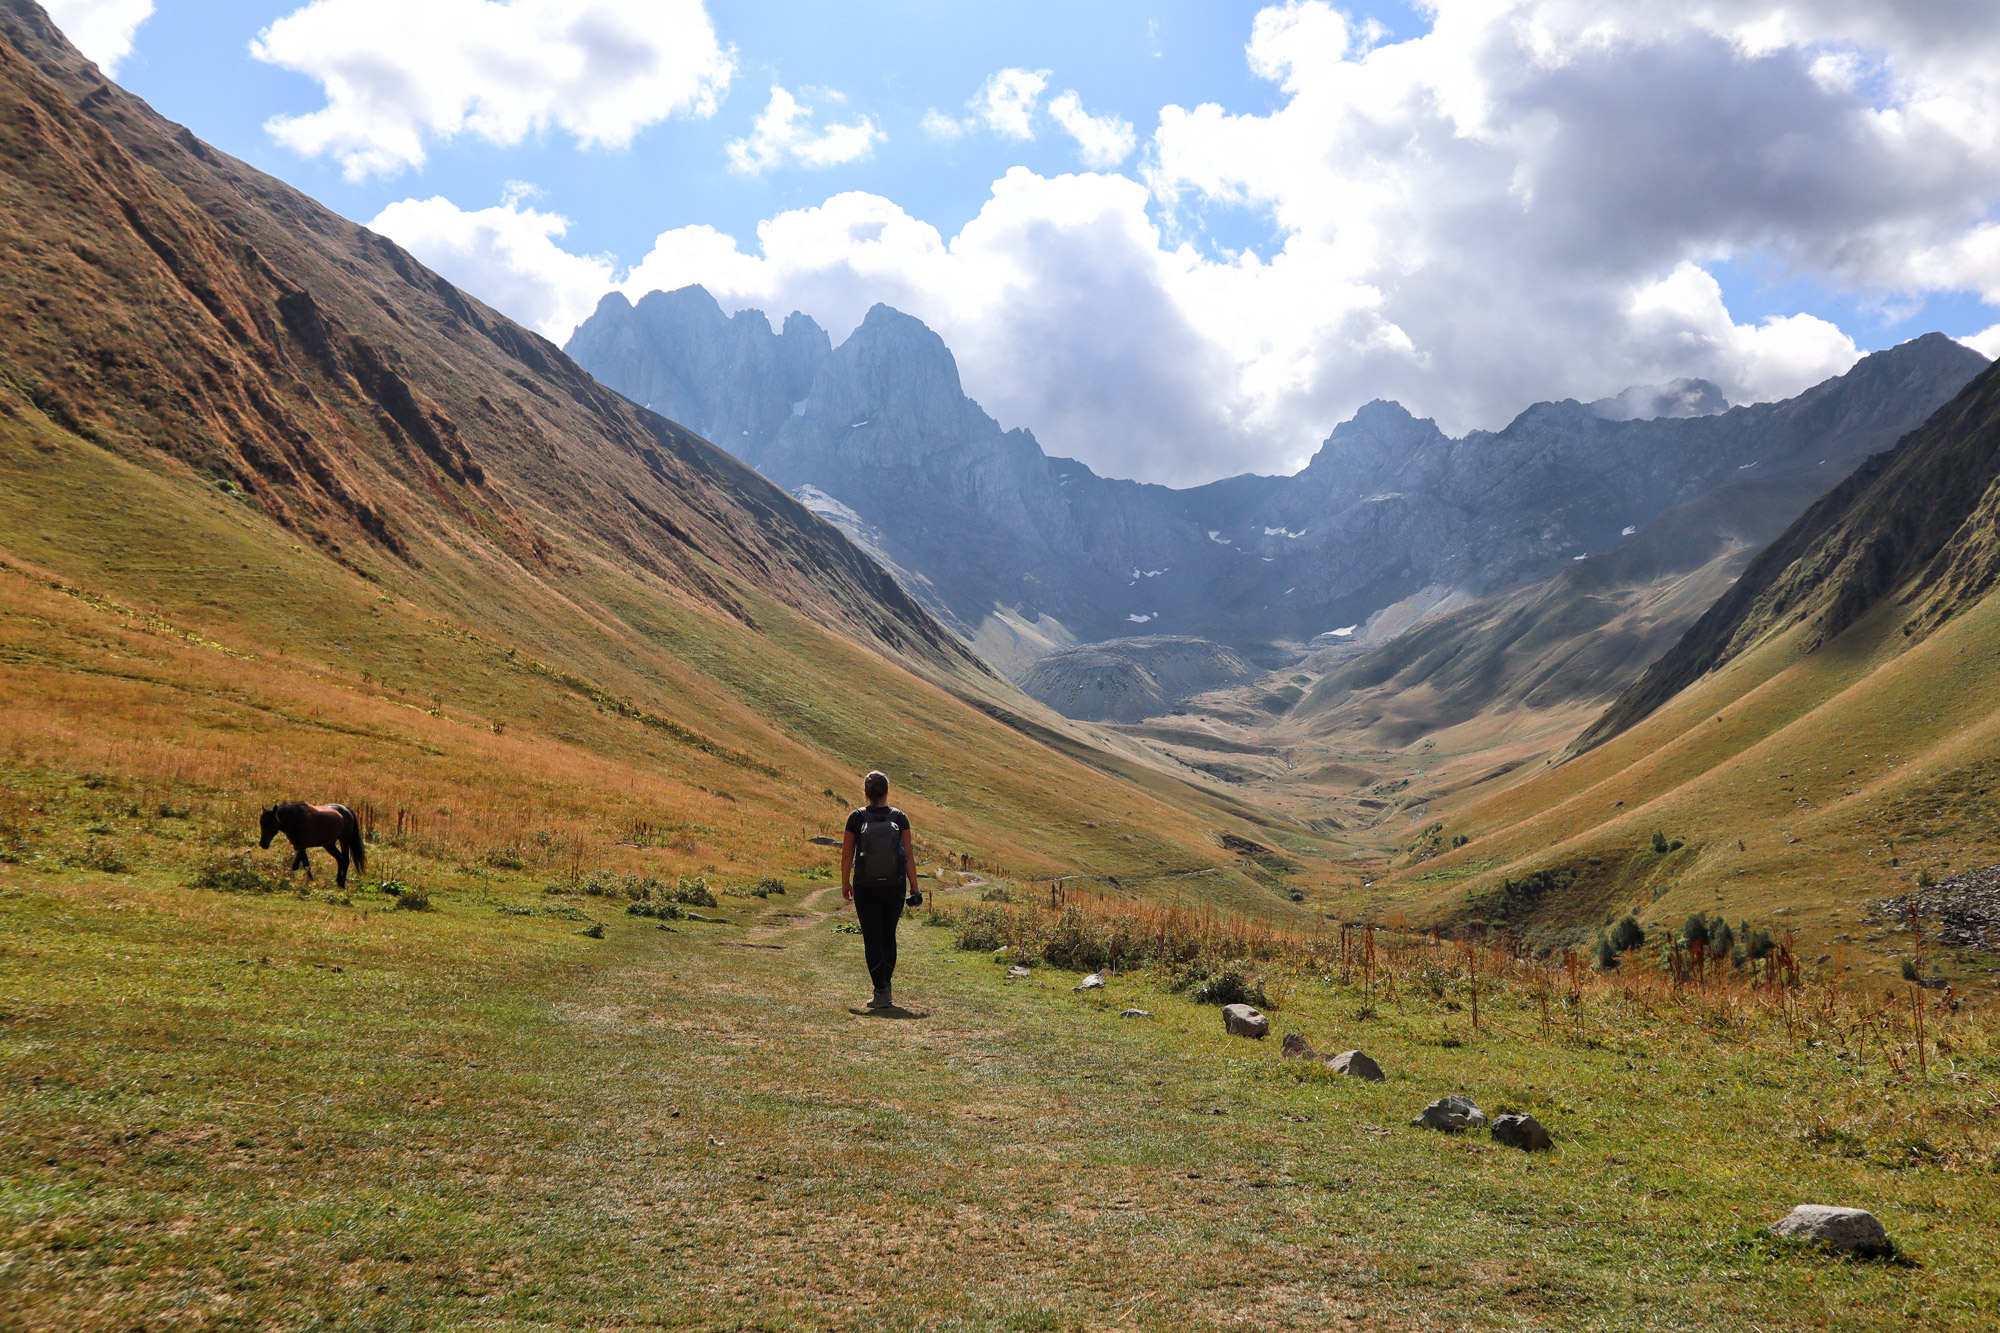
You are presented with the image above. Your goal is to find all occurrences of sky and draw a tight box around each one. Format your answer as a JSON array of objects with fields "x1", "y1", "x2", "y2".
[{"x1": 44, "y1": 0, "x2": 2000, "y2": 487}]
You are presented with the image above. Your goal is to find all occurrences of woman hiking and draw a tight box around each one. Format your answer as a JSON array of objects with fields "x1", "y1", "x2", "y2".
[{"x1": 842, "y1": 770, "x2": 919, "y2": 1010}]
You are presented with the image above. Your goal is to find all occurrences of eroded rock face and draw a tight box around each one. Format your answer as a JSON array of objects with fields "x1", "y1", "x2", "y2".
[
  {"x1": 1768, "y1": 1206, "x2": 1893, "y2": 1257},
  {"x1": 1490, "y1": 1113, "x2": 1552, "y2": 1151},
  {"x1": 1412, "y1": 1096, "x2": 1487, "y2": 1131},
  {"x1": 1329, "y1": 1050, "x2": 1385, "y2": 1082},
  {"x1": 1222, "y1": 1004, "x2": 1270, "y2": 1039}
]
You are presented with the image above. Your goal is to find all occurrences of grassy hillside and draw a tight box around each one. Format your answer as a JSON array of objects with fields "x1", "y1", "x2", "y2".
[{"x1": 0, "y1": 2, "x2": 1358, "y2": 923}]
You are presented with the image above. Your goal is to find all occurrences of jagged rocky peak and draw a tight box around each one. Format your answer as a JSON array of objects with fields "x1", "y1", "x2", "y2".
[
  {"x1": 1589, "y1": 377, "x2": 1729, "y2": 422},
  {"x1": 759, "y1": 303, "x2": 1009, "y2": 490},
  {"x1": 1298, "y1": 399, "x2": 1447, "y2": 488},
  {"x1": 805, "y1": 304, "x2": 995, "y2": 437},
  {"x1": 563, "y1": 285, "x2": 829, "y2": 459}
]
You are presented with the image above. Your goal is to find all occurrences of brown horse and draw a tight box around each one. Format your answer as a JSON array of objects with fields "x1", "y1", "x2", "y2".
[{"x1": 260, "y1": 802, "x2": 366, "y2": 888}]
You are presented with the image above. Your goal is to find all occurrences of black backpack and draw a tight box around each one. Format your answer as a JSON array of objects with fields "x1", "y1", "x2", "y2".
[{"x1": 854, "y1": 807, "x2": 905, "y2": 890}]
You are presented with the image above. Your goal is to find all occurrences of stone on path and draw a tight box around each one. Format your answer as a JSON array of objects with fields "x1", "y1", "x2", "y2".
[
  {"x1": 1768, "y1": 1205, "x2": 1894, "y2": 1257},
  {"x1": 1222, "y1": 1003, "x2": 1270, "y2": 1039},
  {"x1": 1075, "y1": 973, "x2": 1105, "y2": 991},
  {"x1": 1119, "y1": 1008, "x2": 1152, "y2": 1019},
  {"x1": 1328, "y1": 1050, "x2": 1385, "y2": 1082},
  {"x1": 1412, "y1": 1095, "x2": 1487, "y2": 1131},
  {"x1": 1490, "y1": 1113, "x2": 1553, "y2": 1151},
  {"x1": 1280, "y1": 1033, "x2": 1318, "y2": 1060}
]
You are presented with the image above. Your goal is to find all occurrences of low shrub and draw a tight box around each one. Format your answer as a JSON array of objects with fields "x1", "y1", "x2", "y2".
[
  {"x1": 393, "y1": 886, "x2": 432, "y2": 911},
  {"x1": 189, "y1": 854, "x2": 283, "y2": 893},
  {"x1": 1172, "y1": 963, "x2": 1273, "y2": 1009},
  {"x1": 667, "y1": 875, "x2": 716, "y2": 907},
  {"x1": 626, "y1": 899, "x2": 686, "y2": 921},
  {"x1": 66, "y1": 839, "x2": 129, "y2": 874}
]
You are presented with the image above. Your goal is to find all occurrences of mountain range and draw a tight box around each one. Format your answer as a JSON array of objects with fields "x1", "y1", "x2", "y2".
[{"x1": 568, "y1": 287, "x2": 1985, "y2": 690}]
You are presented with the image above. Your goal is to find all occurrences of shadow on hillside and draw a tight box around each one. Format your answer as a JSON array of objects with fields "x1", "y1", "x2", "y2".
[{"x1": 848, "y1": 1005, "x2": 929, "y2": 1020}]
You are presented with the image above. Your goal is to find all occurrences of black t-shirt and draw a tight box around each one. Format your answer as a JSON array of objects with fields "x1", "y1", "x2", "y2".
[{"x1": 846, "y1": 805, "x2": 911, "y2": 885}]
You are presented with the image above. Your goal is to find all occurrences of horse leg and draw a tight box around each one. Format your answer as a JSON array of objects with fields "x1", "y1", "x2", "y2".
[
  {"x1": 333, "y1": 846, "x2": 349, "y2": 890},
  {"x1": 294, "y1": 846, "x2": 313, "y2": 881}
]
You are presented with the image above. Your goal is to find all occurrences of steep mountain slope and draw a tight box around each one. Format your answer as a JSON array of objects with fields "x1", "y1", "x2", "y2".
[
  {"x1": 1353, "y1": 357, "x2": 2000, "y2": 966},
  {"x1": 0, "y1": 3, "x2": 1333, "y2": 914},
  {"x1": 1575, "y1": 356, "x2": 2000, "y2": 753},
  {"x1": 567, "y1": 289, "x2": 1984, "y2": 677}
]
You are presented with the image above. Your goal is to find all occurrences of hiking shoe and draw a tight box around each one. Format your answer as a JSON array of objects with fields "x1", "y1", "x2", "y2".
[{"x1": 868, "y1": 989, "x2": 893, "y2": 1009}]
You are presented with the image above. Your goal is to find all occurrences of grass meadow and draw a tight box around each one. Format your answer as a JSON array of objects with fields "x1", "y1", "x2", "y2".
[{"x1": 4, "y1": 765, "x2": 1998, "y2": 1331}]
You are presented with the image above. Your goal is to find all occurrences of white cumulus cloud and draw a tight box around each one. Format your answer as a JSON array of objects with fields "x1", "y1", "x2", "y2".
[
  {"x1": 726, "y1": 87, "x2": 883, "y2": 175},
  {"x1": 969, "y1": 67, "x2": 1049, "y2": 140},
  {"x1": 370, "y1": 1, "x2": 2000, "y2": 486},
  {"x1": 43, "y1": 0, "x2": 154, "y2": 75},
  {"x1": 370, "y1": 187, "x2": 615, "y2": 339},
  {"x1": 252, "y1": 0, "x2": 734, "y2": 180},
  {"x1": 1048, "y1": 91, "x2": 1136, "y2": 168}
]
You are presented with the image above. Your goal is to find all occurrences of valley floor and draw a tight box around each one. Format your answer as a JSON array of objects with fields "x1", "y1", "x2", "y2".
[{"x1": 4, "y1": 823, "x2": 1997, "y2": 1331}]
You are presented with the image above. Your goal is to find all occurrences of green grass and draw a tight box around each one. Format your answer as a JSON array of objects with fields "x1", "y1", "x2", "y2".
[{"x1": 5, "y1": 795, "x2": 1998, "y2": 1330}]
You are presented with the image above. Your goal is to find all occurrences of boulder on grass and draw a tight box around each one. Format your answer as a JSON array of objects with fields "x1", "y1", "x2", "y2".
[
  {"x1": 1490, "y1": 1113, "x2": 1552, "y2": 1151},
  {"x1": 1119, "y1": 1008, "x2": 1152, "y2": 1019},
  {"x1": 1328, "y1": 1050, "x2": 1385, "y2": 1082},
  {"x1": 1222, "y1": 1003, "x2": 1270, "y2": 1039},
  {"x1": 1768, "y1": 1205, "x2": 1893, "y2": 1257},
  {"x1": 1075, "y1": 973, "x2": 1106, "y2": 991},
  {"x1": 1412, "y1": 1096, "x2": 1487, "y2": 1131},
  {"x1": 1280, "y1": 1033, "x2": 1318, "y2": 1060}
]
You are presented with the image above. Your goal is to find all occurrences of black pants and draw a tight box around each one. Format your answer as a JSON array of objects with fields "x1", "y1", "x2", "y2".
[{"x1": 852, "y1": 886, "x2": 905, "y2": 993}]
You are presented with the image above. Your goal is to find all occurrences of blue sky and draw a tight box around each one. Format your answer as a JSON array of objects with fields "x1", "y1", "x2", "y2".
[
  {"x1": 53, "y1": 1, "x2": 2000, "y2": 484},
  {"x1": 116, "y1": 2, "x2": 1294, "y2": 262}
]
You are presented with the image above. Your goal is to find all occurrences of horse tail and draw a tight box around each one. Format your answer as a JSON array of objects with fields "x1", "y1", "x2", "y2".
[{"x1": 342, "y1": 805, "x2": 367, "y2": 873}]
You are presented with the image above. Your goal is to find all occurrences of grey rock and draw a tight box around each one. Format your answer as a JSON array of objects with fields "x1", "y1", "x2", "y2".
[
  {"x1": 1412, "y1": 1096, "x2": 1487, "y2": 1131},
  {"x1": 1329, "y1": 1049, "x2": 1385, "y2": 1082},
  {"x1": 1768, "y1": 1205, "x2": 1893, "y2": 1257},
  {"x1": 1119, "y1": 1008, "x2": 1152, "y2": 1019},
  {"x1": 1006, "y1": 965, "x2": 1032, "y2": 979},
  {"x1": 1075, "y1": 973, "x2": 1105, "y2": 991},
  {"x1": 1280, "y1": 1032, "x2": 1318, "y2": 1060},
  {"x1": 1221, "y1": 1003, "x2": 1270, "y2": 1039},
  {"x1": 1490, "y1": 1113, "x2": 1553, "y2": 1151},
  {"x1": 807, "y1": 834, "x2": 839, "y2": 846}
]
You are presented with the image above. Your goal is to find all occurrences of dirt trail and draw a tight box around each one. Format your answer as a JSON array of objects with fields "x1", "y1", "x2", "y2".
[{"x1": 742, "y1": 882, "x2": 845, "y2": 939}]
